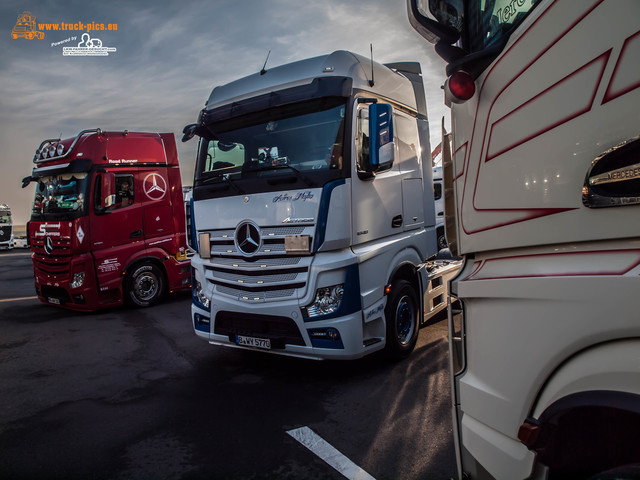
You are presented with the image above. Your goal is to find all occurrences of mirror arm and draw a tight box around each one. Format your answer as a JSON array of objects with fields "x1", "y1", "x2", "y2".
[
  {"x1": 435, "y1": 42, "x2": 466, "y2": 64},
  {"x1": 445, "y1": 44, "x2": 505, "y2": 78}
]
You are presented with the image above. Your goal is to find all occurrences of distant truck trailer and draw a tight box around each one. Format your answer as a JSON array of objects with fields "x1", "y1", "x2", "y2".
[{"x1": 0, "y1": 204, "x2": 14, "y2": 250}]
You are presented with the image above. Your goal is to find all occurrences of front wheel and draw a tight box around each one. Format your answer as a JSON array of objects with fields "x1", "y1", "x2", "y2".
[
  {"x1": 124, "y1": 263, "x2": 165, "y2": 308},
  {"x1": 384, "y1": 279, "x2": 419, "y2": 360}
]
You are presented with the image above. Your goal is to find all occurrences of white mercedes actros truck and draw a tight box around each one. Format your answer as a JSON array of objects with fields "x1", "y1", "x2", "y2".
[{"x1": 183, "y1": 50, "x2": 457, "y2": 360}]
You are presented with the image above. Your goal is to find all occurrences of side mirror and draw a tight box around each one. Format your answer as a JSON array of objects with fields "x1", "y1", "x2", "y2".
[
  {"x1": 406, "y1": 0, "x2": 462, "y2": 45},
  {"x1": 182, "y1": 124, "x2": 197, "y2": 143},
  {"x1": 101, "y1": 172, "x2": 116, "y2": 208},
  {"x1": 368, "y1": 103, "x2": 395, "y2": 172},
  {"x1": 21, "y1": 176, "x2": 33, "y2": 188}
]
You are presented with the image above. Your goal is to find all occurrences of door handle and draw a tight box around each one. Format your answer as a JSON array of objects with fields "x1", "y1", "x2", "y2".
[
  {"x1": 391, "y1": 215, "x2": 403, "y2": 228},
  {"x1": 130, "y1": 229, "x2": 143, "y2": 238}
]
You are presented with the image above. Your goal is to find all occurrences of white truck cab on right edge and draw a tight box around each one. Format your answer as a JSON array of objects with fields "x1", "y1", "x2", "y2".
[
  {"x1": 184, "y1": 50, "x2": 455, "y2": 361},
  {"x1": 409, "y1": 0, "x2": 640, "y2": 479}
]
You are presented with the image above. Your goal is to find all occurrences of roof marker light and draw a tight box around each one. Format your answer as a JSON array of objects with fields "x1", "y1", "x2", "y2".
[{"x1": 56, "y1": 144, "x2": 64, "y2": 156}]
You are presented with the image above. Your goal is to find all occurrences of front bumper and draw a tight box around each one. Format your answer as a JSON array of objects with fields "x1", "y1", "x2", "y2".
[
  {"x1": 33, "y1": 252, "x2": 120, "y2": 311},
  {"x1": 192, "y1": 301, "x2": 382, "y2": 360}
]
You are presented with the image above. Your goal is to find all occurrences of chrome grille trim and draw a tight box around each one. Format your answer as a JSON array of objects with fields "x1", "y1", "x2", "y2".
[
  {"x1": 216, "y1": 285, "x2": 296, "y2": 301},
  {"x1": 202, "y1": 224, "x2": 315, "y2": 302}
]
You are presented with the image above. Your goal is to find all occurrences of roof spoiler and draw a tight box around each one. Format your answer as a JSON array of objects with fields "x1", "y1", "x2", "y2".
[{"x1": 385, "y1": 62, "x2": 427, "y2": 119}]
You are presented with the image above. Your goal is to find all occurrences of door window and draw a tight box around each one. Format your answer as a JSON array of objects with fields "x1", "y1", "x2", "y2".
[{"x1": 95, "y1": 173, "x2": 135, "y2": 212}]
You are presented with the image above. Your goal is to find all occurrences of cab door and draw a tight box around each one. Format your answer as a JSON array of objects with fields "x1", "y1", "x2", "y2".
[
  {"x1": 91, "y1": 169, "x2": 143, "y2": 292},
  {"x1": 139, "y1": 167, "x2": 174, "y2": 251},
  {"x1": 351, "y1": 103, "x2": 403, "y2": 245}
]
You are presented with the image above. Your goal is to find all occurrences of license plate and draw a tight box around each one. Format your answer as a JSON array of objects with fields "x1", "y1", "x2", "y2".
[
  {"x1": 47, "y1": 297, "x2": 61, "y2": 305},
  {"x1": 236, "y1": 335, "x2": 271, "y2": 350}
]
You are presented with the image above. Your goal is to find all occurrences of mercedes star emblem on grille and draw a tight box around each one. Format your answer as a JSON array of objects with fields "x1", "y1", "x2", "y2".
[
  {"x1": 234, "y1": 221, "x2": 261, "y2": 256},
  {"x1": 44, "y1": 236, "x2": 53, "y2": 255}
]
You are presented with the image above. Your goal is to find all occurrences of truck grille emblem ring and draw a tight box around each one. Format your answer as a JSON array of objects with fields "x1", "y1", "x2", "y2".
[
  {"x1": 234, "y1": 221, "x2": 261, "y2": 256},
  {"x1": 44, "y1": 236, "x2": 53, "y2": 255}
]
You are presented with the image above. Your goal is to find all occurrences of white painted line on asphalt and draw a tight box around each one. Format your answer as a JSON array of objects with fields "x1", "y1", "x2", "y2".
[
  {"x1": 0, "y1": 296, "x2": 38, "y2": 303},
  {"x1": 287, "y1": 426, "x2": 376, "y2": 480}
]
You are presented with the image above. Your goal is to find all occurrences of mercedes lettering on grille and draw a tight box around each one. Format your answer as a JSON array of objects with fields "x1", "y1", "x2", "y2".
[{"x1": 234, "y1": 221, "x2": 261, "y2": 256}]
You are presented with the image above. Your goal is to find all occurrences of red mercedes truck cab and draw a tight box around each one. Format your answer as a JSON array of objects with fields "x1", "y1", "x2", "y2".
[{"x1": 22, "y1": 129, "x2": 191, "y2": 311}]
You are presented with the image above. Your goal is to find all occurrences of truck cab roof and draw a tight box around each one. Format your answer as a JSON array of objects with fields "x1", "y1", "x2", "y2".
[{"x1": 205, "y1": 50, "x2": 420, "y2": 114}]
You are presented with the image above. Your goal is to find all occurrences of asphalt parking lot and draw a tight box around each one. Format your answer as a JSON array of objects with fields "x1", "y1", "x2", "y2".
[{"x1": 0, "y1": 250, "x2": 456, "y2": 479}]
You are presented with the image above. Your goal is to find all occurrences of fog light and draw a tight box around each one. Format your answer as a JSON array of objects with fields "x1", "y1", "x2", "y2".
[
  {"x1": 305, "y1": 284, "x2": 344, "y2": 318},
  {"x1": 194, "y1": 313, "x2": 210, "y2": 333},
  {"x1": 69, "y1": 272, "x2": 85, "y2": 289},
  {"x1": 194, "y1": 313, "x2": 210, "y2": 325},
  {"x1": 308, "y1": 327, "x2": 344, "y2": 349}
]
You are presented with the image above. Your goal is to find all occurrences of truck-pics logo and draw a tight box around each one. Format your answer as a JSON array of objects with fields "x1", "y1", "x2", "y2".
[
  {"x1": 143, "y1": 173, "x2": 167, "y2": 201},
  {"x1": 11, "y1": 11, "x2": 44, "y2": 40}
]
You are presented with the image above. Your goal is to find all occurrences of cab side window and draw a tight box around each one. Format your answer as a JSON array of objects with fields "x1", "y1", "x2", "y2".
[
  {"x1": 114, "y1": 174, "x2": 134, "y2": 208},
  {"x1": 94, "y1": 173, "x2": 135, "y2": 212}
]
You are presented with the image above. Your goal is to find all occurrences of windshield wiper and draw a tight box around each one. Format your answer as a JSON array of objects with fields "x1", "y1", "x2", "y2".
[
  {"x1": 197, "y1": 173, "x2": 244, "y2": 194},
  {"x1": 257, "y1": 164, "x2": 315, "y2": 188}
]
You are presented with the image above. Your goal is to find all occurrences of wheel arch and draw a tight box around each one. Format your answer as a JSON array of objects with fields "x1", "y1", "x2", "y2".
[
  {"x1": 520, "y1": 339, "x2": 640, "y2": 476},
  {"x1": 123, "y1": 255, "x2": 169, "y2": 295},
  {"x1": 523, "y1": 390, "x2": 640, "y2": 477}
]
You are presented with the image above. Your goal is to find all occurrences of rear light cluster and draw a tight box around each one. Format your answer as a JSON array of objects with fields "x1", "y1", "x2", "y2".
[
  {"x1": 444, "y1": 70, "x2": 476, "y2": 106},
  {"x1": 34, "y1": 143, "x2": 65, "y2": 161}
]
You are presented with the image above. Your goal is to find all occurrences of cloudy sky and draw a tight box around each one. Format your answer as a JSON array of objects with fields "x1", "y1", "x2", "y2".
[{"x1": 2, "y1": 0, "x2": 448, "y2": 225}]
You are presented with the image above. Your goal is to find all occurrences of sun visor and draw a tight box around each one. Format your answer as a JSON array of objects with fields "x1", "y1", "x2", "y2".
[
  {"x1": 201, "y1": 76, "x2": 353, "y2": 126},
  {"x1": 31, "y1": 158, "x2": 93, "y2": 178}
]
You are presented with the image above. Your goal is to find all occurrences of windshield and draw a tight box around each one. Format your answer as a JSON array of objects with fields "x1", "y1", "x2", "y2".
[
  {"x1": 0, "y1": 214, "x2": 10, "y2": 224},
  {"x1": 32, "y1": 173, "x2": 89, "y2": 219},
  {"x1": 465, "y1": 0, "x2": 538, "y2": 52},
  {"x1": 195, "y1": 99, "x2": 346, "y2": 196}
]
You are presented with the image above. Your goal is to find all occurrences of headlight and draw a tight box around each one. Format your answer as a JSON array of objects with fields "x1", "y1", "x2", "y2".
[
  {"x1": 69, "y1": 272, "x2": 85, "y2": 289},
  {"x1": 305, "y1": 284, "x2": 344, "y2": 318},
  {"x1": 193, "y1": 280, "x2": 210, "y2": 310}
]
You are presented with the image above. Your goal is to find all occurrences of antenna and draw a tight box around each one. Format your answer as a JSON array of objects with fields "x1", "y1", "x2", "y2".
[
  {"x1": 369, "y1": 44, "x2": 375, "y2": 87},
  {"x1": 260, "y1": 50, "x2": 271, "y2": 76}
]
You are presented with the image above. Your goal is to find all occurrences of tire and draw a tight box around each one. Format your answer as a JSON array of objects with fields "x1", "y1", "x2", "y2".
[
  {"x1": 384, "y1": 279, "x2": 420, "y2": 360},
  {"x1": 124, "y1": 263, "x2": 165, "y2": 307},
  {"x1": 437, "y1": 232, "x2": 448, "y2": 250},
  {"x1": 588, "y1": 463, "x2": 640, "y2": 480}
]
